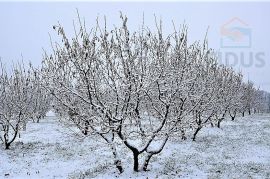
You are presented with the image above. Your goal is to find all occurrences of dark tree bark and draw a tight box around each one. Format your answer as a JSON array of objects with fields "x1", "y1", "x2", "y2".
[
  {"x1": 36, "y1": 116, "x2": 41, "y2": 123},
  {"x1": 110, "y1": 145, "x2": 124, "y2": 173},
  {"x1": 192, "y1": 111, "x2": 203, "y2": 141},
  {"x1": 82, "y1": 120, "x2": 90, "y2": 135},
  {"x1": 115, "y1": 160, "x2": 123, "y2": 173},
  {"x1": 133, "y1": 151, "x2": 139, "y2": 172},
  {"x1": 117, "y1": 129, "x2": 141, "y2": 172},
  {"x1": 217, "y1": 120, "x2": 221, "y2": 128},
  {"x1": 5, "y1": 142, "x2": 10, "y2": 150},
  {"x1": 229, "y1": 110, "x2": 237, "y2": 121},
  {"x1": 192, "y1": 126, "x2": 202, "y2": 141},
  {"x1": 100, "y1": 132, "x2": 124, "y2": 173},
  {"x1": 3, "y1": 123, "x2": 20, "y2": 150},
  {"x1": 142, "y1": 136, "x2": 169, "y2": 171},
  {"x1": 181, "y1": 130, "x2": 187, "y2": 140},
  {"x1": 142, "y1": 153, "x2": 153, "y2": 171},
  {"x1": 217, "y1": 111, "x2": 226, "y2": 128}
]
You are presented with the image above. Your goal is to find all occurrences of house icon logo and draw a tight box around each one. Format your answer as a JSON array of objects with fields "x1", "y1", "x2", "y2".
[{"x1": 220, "y1": 17, "x2": 251, "y2": 48}]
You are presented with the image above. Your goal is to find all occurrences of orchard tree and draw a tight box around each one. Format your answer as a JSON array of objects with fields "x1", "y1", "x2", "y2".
[
  {"x1": 189, "y1": 46, "x2": 220, "y2": 141},
  {"x1": 0, "y1": 62, "x2": 34, "y2": 149},
  {"x1": 240, "y1": 81, "x2": 255, "y2": 116},
  {"x1": 29, "y1": 69, "x2": 51, "y2": 123},
  {"x1": 227, "y1": 73, "x2": 243, "y2": 121},
  {"x1": 212, "y1": 67, "x2": 235, "y2": 128},
  {"x1": 41, "y1": 14, "x2": 211, "y2": 172}
]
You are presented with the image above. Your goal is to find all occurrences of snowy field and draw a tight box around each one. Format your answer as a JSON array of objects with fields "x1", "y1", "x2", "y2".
[{"x1": 1, "y1": 114, "x2": 270, "y2": 179}]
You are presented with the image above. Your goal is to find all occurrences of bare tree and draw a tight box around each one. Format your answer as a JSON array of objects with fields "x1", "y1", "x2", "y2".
[
  {"x1": 0, "y1": 62, "x2": 34, "y2": 149},
  {"x1": 254, "y1": 90, "x2": 270, "y2": 113},
  {"x1": 41, "y1": 13, "x2": 203, "y2": 172},
  {"x1": 227, "y1": 73, "x2": 243, "y2": 121},
  {"x1": 29, "y1": 69, "x2": 51, "y2": 123},
  {"x1": 190, "y1": 49, "x2": 221, "y2": 141}
]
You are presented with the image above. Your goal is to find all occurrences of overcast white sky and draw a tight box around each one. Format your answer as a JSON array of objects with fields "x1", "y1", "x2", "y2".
[{"x1": 0, "y1": 2, "x2": 270, "y2": 91}]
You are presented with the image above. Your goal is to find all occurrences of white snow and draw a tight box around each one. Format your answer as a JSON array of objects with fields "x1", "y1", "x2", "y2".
[
  {"x1": 1, "y1": 114, "x2": 270, "y2": 178},
  {"x1": 46, "y1": 110, "x2": 55, "y2": 117}
]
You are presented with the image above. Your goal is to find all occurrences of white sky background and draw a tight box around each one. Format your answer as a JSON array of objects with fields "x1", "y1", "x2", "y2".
[{"x1": 0, "y1": 2, "x2": 270, "y2": 91}]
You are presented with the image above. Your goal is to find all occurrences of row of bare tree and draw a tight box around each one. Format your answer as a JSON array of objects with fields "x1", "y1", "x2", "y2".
[
  {"x1": 0, "y1": 63, "x2": 51, "y2": 149},
  {"x1": 1, "y1": 14, "x2": 269, "y2": 173},
  {"x1": 40, "y1": 14, "x2": 269, "y2": 172}
]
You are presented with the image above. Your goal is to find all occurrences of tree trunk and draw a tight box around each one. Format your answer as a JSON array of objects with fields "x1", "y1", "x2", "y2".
[
  {"x1": 217, "y1": 120, "x2": 221, "y2": 128},
  {"x1": 242, "y1": 112, "x2": 245, "y2": 117},
  {"x1": 114, "y1": 160, "x2": 123, "y2": 173},
  {"x1": 4, "y1": 125, "x2": 19, "y2": 150},
  {"x1": 192, "y1": 126, "x2": 202, "y2": 141},
  {"x1": 181, "y1": 130, "x2": 186, "y2": 140},
  {"x1": 142, "y1": 153, "x2": 153, "y2": 171},
  {"x1": 230, "y1": 110, "x2": 236, "y2": 121},
  {"x1": 217, "y1": 113, "x2": 225, "y2": 128},
  {"x1": 101, "y1": 132, "x2": 124, "y2": 173},
  {"x1": 5, "y1": 142, "x2": 10, "y2": 150},
  {"x1": 83, "y1": 120, "x2": 90, "y2": 136},
  {"x1": 117, "y1": 130, "x2": 141, "y2": 172},
  {"x1": 110, "y1": 143, "x2": 124, "y2": 173},
  {"x1": 133, "y1": 151, "x2": 139, "y2": 172},
  {"x1": 248, "y1": 109, "x2": 251, "y2": 115}
]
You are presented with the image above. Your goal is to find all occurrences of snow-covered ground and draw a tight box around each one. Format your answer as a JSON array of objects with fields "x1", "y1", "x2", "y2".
[{"x1": 1, "y1": 114, "x2": 270, "y2": 178}]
